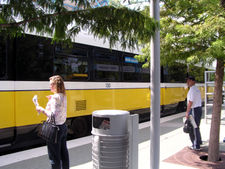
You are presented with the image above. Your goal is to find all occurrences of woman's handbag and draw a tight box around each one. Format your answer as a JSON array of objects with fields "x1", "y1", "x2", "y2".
[{"x1": 38, "y1": 114, "x2": 59, "y2": 144}]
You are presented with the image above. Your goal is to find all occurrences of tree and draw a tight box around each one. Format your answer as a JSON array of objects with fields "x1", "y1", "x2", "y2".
[
  {"x1": 138, "y1": 0, "x2": 225, "y2": 162},
  {"x1": 0, "y1": 0, "x2": 157, "y2": 50},
  {"x1": 222, "y1": 0, "x2": 225, "y2": 8}
]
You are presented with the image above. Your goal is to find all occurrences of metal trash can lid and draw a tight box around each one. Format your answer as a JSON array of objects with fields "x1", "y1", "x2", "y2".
[
  {"x1": 93, "y1": 110, "x2": 129, "y2": 117},
  {"x1": 92, "y1": 110, "x2": 129, "y2": 136}
]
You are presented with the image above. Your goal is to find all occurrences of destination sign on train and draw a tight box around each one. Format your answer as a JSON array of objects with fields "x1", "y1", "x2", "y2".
[
  {"x1": 125, "y1": 57, "x2": 138, "y2": 64},
  {"x1": 64, "y1": 0, "x2": 109, "y2": 11}
]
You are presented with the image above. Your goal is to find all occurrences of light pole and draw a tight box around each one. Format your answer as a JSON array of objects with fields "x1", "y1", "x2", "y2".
[{"x1": 150, "y1": 0, "x2": 160, "y2": 169}]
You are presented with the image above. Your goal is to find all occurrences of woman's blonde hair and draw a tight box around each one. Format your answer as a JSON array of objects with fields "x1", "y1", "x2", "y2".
[{"x1": 49, "y1": 75, "x2": 66, "y2": 95}]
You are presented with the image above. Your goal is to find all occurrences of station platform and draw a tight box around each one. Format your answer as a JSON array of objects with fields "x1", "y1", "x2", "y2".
[{"x1": 0, "y1": 112, "x2": 225, "y2": 169}]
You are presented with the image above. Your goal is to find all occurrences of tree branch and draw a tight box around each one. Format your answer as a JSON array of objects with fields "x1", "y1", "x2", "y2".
[{"x1": 0, "y1": 10, "x2": 83, "y2": 28}]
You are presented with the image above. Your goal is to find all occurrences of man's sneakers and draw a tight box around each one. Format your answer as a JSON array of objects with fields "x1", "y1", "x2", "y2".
[{"x1": 188, "y1": 146, "x2": 201, "y2": 151}]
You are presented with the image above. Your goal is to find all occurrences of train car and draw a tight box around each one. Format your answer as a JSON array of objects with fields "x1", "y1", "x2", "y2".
[{"x1": 0, "y1": 32, "x2": 204, "y2": 154}]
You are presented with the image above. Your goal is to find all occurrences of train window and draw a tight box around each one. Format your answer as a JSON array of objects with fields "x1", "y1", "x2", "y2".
[
  {"x1": 123, "y1": 56, "x2": 140, "y2": 82},
  {"x1": 140, "y1": 67, "x2": 150, "y2": 82},
  {"x1": 15, "y1": 35, "x2": 54, "y2": 81},
  {"x1": 94, "y1": 49, "x2": 120, "y2": 81},
  {"x1": 162, "y1": 64, "x2": 187, "y2": 83},
  {"x1": 0, "y1": 37, "x2": 6, "y2": 79},
  {"x1": 95, "y1": 50, "x2": 119, "y2": 62},
  {"x1": 54, "y1": 46, "x2": 88, "y2": 81},
  {"x1": 95, "y1": 63, "x2": 120, "y2": 81}
]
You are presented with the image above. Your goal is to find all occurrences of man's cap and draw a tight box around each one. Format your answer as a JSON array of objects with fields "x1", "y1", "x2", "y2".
[{"x1": 187, "y1": 76, "x2": 195, "y2": 81}]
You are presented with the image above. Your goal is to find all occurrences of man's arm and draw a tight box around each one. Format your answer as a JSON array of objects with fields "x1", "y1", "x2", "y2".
[{"x1": 186, "y1": 100, "x2": 193, "y2": 119}]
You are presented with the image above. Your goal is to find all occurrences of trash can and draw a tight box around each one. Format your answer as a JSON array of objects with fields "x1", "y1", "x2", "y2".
[{"x1": 92, "y1": 110, "x2": 130, "y2": 169}]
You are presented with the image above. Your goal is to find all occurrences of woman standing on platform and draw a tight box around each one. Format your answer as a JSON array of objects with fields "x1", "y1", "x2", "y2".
[{"x1": 36, "y1": 75, "x2": 69, "y2": 169}]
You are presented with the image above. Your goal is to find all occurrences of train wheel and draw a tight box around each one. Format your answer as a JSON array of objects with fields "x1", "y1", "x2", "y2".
[
  {"x1": 71, "y1": 117, "x2": 88, "y2": 138},
  {"x1": 176, "y1": 100, "x2": 187, "y2": 113}
]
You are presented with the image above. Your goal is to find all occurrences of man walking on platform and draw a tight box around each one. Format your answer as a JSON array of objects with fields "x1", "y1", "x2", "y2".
[{"x1": 185, "y1": 76, "x2": 202, "y2": 150}]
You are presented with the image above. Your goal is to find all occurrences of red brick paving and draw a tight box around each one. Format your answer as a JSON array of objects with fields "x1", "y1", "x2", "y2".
[{"x1": 164, "y1": 146, "x2": 225, "y2": 169}]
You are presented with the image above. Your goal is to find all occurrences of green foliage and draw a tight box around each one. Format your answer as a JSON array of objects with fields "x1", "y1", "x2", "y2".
[
  {"x1": 137, "y1": 0, "x2": 225, "y2": 68},
  {"x1": 75, "y1": 6, "x2": 157, "y2": 49},
  {"x1": 222, "y1": 0, "x2": 225, "y2": 9},
  {"x1": 0, "y1": 0, "x2": 157, "y2": 50}
]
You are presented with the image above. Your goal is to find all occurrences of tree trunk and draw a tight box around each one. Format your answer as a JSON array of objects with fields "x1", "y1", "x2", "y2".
[
  {"x1": 208, "y1": 58, "x2": 224, "y2": 162},
  {"x1": 221, "y1": 0, "x2": 225, "y2": 9}
]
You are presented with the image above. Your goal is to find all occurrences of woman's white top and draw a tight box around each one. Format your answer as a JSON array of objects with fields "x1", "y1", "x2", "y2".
[{"x1": 45, "y1": 93, "x2": 67, "y2": 125}]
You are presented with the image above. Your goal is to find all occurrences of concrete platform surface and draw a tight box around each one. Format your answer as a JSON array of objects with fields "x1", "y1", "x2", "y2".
[{"x1": 0, "y1": 112, "x2": 225, "y2": 169}]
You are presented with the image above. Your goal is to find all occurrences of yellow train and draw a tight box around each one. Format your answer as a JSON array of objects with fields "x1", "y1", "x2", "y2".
[{"x1": 0, "y1": 33, "x2": 205, "y2": 153}]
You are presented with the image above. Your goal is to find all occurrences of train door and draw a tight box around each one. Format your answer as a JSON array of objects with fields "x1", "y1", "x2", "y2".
[{"x1": 0, "y1": 37, "x2": 16, "y2": 147}]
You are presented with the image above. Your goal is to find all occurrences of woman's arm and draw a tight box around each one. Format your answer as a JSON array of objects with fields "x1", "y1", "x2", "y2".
[
  {"x1": 36, "y1": 106, "x2": 52, "y2": 117},
  {"x1": 36, "y1": 94, "x2": 62, "y2": 117}
]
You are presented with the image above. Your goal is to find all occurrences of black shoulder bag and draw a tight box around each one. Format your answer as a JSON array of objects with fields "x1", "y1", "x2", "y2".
[
  {"x1": 38, "y1": 114, "x2": 59, "y2": 144},
  {"x1": 183, "y1": 119, "x2": 193, "y2": 134}
]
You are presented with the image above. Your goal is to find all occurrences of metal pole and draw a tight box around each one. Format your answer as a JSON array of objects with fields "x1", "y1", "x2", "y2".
[
  {"x1": 150, "y1": 0, "x2": 160, "y2": 169},
  {"x1": 128, "y1": 114, "x2": 139, "y2": 169},
  {"x1": 204, "y1": 71, "x2": 207, "y2": 123}
]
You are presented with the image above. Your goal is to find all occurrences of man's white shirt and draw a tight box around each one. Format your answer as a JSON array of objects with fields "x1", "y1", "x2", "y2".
[{"x1": 187, "y1": 85, "x2": 202, "y2": 108}]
